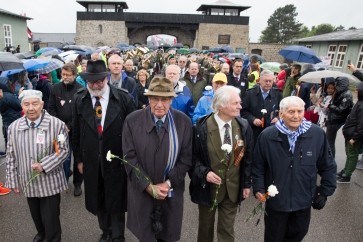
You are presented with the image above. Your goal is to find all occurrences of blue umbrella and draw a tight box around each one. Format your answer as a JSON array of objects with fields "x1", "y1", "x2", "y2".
[
  {"x1": 279, "y1": 45, "x2": 322, "y2": 64},
  {"x1": 0, "y1": 68, "x2": 24, "y2": 77},
  {"x1": 23, "y1": 59, "x2": 50, "y2": 72},
  {"x1": 220, "y1": 46, "x2": 234, "y2": 53}
]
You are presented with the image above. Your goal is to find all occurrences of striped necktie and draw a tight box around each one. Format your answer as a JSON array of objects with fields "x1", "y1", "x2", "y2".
[
  {"x1": 224, "y1": 123, "x2": 231, "y2": 162},
  {"x1": 156, "y1": 119, "x2": 163, "y2": 132},
  {"x1": 94, "y1": 96, "x2": 102, "y2": 135}
]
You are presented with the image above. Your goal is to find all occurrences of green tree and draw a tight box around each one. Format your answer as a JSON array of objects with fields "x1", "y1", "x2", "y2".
[
  {"x1": 259, "y1": 4, "x2": 303, "y2": 43},
  {"x1": 310, "y1": 23, "x2": 335, "y2": 36},
  {"x1": 348, "y1": 26, "x2": 357, "y2": 30},
  {"x1": 334, "y1": 25, "x2": 345, "y2": 31},
  {"x1": 297, "y1": 25, "x2": 310, "y2": 38}
]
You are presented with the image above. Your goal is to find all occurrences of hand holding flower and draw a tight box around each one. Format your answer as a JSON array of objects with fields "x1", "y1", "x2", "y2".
[
  {"x1": 31, "y1": 163, "x2": 43, "y2": 173},
  {"x1": 206, "y1": 171, "x2": 222, "y2": 185}
]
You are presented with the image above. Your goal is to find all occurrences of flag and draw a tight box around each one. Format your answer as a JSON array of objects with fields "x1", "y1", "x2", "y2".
[{"x1": 27, "y1": 27, "x2": 32, "y2": 39}]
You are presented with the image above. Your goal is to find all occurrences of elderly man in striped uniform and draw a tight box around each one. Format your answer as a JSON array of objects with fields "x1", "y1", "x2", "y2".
[{"x1": 5, "y1": 90, "x2": 70, "y2": 242}]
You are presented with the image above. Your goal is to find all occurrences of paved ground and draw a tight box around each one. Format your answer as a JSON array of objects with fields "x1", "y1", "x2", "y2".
[{"x1": 1, "y1": 122, "x2": 363, "y2": 242}]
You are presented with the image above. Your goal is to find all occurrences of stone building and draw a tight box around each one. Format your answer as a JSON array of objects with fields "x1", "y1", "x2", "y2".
[{"x1": 75, "y1": 0, "x2": 250, "y2": 52}]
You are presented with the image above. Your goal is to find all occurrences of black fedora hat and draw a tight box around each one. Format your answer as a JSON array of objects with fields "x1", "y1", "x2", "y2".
[{"x1": 80, "y1": 60, "x2": 108, "y2": 81}]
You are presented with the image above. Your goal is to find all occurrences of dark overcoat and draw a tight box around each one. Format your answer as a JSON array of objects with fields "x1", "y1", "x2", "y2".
[
  {"x1": 122, "y1": 107, "x2": 192, "y2": 242},
  {"x1": 72, "y1": 85, "x2": 135, "y2": 215},
  {"x1": 241, "y1": 86, "x2": 282, "y2": 144}
]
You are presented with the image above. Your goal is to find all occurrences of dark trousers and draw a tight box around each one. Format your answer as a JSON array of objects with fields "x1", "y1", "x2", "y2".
[
  {"x1": 97, "y1": 168, "x2": 125, "y2": 240},
  {"x1": 326, "y1": 122, "x2": 344, "y2": 158},
  {"x1": 198, "y1": 195, "x2": 238, "y2": 242},
  {"x1": 264, "y1": 207, "x2": 311, "y2": 242},
  {"x1": 97, "y1": 210, "x2": 125, "y2": 240},
  {"x1": 27, "y1": 194, "x2": 61, "y2": 242}
]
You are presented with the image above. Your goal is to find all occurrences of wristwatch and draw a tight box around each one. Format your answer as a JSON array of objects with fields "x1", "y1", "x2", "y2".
[{"x1": 166, "y1": 179, "x2": 172, "y2": 188}]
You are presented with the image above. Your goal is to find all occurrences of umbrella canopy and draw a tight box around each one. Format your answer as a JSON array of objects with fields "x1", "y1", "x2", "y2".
[
  {"x1": 64, "y1": 53, "x2": 79, "y2": 63},
  {"x1": 244, "y1": 54, "x2": 266, "y2": 64},
  {"x1": 14, "y1": 52, "x2": 35, "y2": 59},
  {"x1": 260, "y1": 62, "x2": 281, "y2": 73},
  {"x1": 0, "y1": 53, "x2": 24, "y2": 71},
  {"x1": 0, "y1": 68, "x2": 24, "y2": 77},
  {"x1": 33, "y1": 58, "x2": 64, "y2": 74},
  {"x1": 279, "y1": 45, "x2": 321, "y2": 64},
  {"x1": 299, "y1": 70, "x2": 358, "y2": 84},
  {"x1": 23, "y1": 59, "x2": 50, "y2": 72},
  {"x1": 220, "y1": 46, "x2": 234, "y2": 53},
  {"x1": 40, "y1": 50, "x2": 62, "y2": 57},
  {"x1": 35, "y1": 47, "x2": 61, "y2": 56}
]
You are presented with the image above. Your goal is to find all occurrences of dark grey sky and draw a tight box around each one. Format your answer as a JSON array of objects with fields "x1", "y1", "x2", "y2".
[{"x1": 2, "y1": 0, "x2": 361, "y2": 42}]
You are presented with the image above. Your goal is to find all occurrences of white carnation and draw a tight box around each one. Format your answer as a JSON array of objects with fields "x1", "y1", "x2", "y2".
[
  {"x1": 221, "y1": 144, "x2": 232, "y2": 153},
  {"x1": 261, "y1": 109, "x2": 267, "y2": 114},
  {"x1": 267, "y1": 185, "x2": 279, "y2": 197},
  {"x1": 106, "y1": 150, "x2": 113, "y2": 162},
  {"x1": 57, "y1": 134, "x2": 66, "y2": 143}
]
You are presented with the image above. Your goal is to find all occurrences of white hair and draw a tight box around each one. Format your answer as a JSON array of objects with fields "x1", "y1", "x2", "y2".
[
  {"x1": 279, "y1": 96, "x2": 305, "y2": 111},
  {"x1": 260, "y1": 70, "x2": 274, "y2": 78},
  {"x1": 212, "y1": 86, "x2": 240, "y2": 113}
]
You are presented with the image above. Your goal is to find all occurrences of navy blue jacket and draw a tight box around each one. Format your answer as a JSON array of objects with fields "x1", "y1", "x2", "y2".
[
  {"x1": 0, "y1": 83, "x2": 21, "y2": 126},
  {"x1": 253, "y1": 124, "x2": 337, "y2": 212}
]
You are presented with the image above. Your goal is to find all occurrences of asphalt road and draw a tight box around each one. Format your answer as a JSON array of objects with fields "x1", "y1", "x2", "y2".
[{"x1": 1, "y1": 123, "x2": 363, "y2": 242}]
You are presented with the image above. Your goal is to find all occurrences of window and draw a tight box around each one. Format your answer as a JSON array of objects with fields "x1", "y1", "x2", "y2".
[
  {"x1": 334, "y1": 45, "x2": 347, "y2": 67},
  {"x1": 211, "y1": 8, "x2": 224, "y2": 15},
  {"x1": 225, "y1": 9, "x2": 239, "y2": 16},
  {"x1": 3, "y1": 24, "x2": 12, "y2": 48},
  {"x1": 327, "y1": 45, "x2": 336, "y2": 66},
  {"x1": 89, "y1": 4, "x2": 101, "y2": 12},
  {"x1": 357, "y1": 45, "x2": 363, "y2": 69},
  {"x1": 103, "y1": 4, "x2": 115, "y2": 12}
]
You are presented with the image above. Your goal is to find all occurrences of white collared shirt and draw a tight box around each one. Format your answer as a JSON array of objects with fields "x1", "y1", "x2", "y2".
[
  {"x1": 214, "y1": 113, "x2": 232, "y2": 145},
  {"x1": 91, "y1": 85, "x2": 110, "y2": 127},
  {"x1": 26, "y1": 116, "x2": 42, "y2": 128}
]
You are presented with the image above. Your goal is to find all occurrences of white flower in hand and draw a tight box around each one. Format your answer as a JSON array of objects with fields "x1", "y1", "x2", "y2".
[
  {"x1": 261, "y1": 109, "x2": 267, "y2": 114},
  {"x1": 106, "y1": 150, "x2": 116, "y2": 162},
  {"x1": 57, "y1": 134, "x2": 66, "y2": 143},
  {"x1": 221, "y1": 144, "x2": 232, "y2": 154},
  {"x1": 267, "y1": 185, "x2": 279, "y2": 197}
]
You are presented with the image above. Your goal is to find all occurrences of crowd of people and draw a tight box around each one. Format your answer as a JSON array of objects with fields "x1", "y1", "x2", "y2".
[{"x1": 0, "y1": 46, "x2": 362, "y2": 242}]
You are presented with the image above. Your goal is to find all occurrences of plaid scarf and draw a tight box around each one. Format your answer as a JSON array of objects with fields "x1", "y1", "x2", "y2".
[{"x1": 275, "y1": 118, "x2": 311, "y2": 153}]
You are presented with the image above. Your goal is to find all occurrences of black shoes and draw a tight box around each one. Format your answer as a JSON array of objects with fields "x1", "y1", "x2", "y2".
[
  {"x1": 337, "y1": 175, "x2": 351, "y2": 183},
  {"x1": 74, "y1": 185, "x2": 82, "y2": 197},
  {"x1": 99, "y1": 233, "x2": 112, "y2": 242},
  {"x1": 33, "y1": 233, "x2": 45, "y2": 242}
]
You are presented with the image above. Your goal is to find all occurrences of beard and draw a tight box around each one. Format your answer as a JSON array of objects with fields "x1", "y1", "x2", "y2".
[{"x1": 87, "y1": 84, "x2": 108, "y2": 97}]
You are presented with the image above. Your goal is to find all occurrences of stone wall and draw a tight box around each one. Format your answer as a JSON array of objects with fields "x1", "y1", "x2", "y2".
[
  {"x1": 248, "y1": 43, "x2": 287, "y2": 63},
  {"x1": 195, "y1": 23, "x2": 249, "y2": 52},
  {"x1": 75, "y1": 20, "x2": 129, "y2": 47}
]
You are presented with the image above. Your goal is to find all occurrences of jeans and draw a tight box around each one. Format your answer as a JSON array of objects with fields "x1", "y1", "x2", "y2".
[{"x1": 326, "y1": 122, "x2": 344, "y2": 158}]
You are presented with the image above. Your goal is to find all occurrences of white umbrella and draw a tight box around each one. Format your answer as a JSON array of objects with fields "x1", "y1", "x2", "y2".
[{"x1": 299, "y1": 70, "x2": 359, "y2": 84}]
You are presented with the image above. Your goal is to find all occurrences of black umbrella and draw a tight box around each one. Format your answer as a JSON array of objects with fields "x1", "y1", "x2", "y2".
[{"x1": 0, "y1": 53, "x2": 24, "y2": 71}]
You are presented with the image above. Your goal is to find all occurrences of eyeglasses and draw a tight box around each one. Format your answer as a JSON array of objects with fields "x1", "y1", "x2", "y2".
[
  {"x1": 178, "y1": 61, "x2": 186, "y2": 63},
  {"x1": 149, "y1": 97, "x2": 171, "y2": 104},
  {"x1": 87, "y1": 79, "x2": 105, "y2": 85}
]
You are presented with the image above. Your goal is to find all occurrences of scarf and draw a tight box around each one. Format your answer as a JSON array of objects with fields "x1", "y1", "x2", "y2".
[
  {"x1": 275, "y1": 118, "x2": 311, "y2": 153},
  {"x1": 163, "y1": 110, "x2": 179, "y2": 181}
]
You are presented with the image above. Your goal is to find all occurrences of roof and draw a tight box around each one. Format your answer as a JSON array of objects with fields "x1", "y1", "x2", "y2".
[
  {"x1": 32, "y1": 33, "x2": 76, "y2": 43},
  {"x1": 76, "y1": 0, "x2": 128, "y2": 9},
  {"x1": 296, "y1": 28, "x2": 363, "y2": 42},
  {"x1": 0, "y1": 8, "x2": 32, "y2": 20},
  {"x1": 197, "y1": 0, "x2": 250, "y2": 12}
]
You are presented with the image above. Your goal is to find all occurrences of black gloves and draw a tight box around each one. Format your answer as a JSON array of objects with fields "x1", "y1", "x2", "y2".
[{"x1": 312, "y1": 186, "x2": 327, "y2": 210}]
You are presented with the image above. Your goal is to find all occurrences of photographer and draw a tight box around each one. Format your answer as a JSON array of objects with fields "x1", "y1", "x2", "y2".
[{"x1": 347, "y1": 63, "x2": 363, "y2": 82}]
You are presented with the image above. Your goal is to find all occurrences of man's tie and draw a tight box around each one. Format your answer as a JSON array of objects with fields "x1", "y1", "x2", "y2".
[
  {"x1": 223, "y1": 123, "x2": 231, "y2": 162},
  {"x1": 156, "y1": 119, "x2": 163, "y2": 132},
  {"x1": 94, "y1": 96, "x2": 102, "y2": 135},
  {"x1": 30, "y1": 122, "x2": 35, "y2": 129},
  {"x1": 262, "y1": 92, "x2": 268, "y2": 100},
  {"x1": 234, "y1": 76, "x2": 239, "y2": 84}
]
